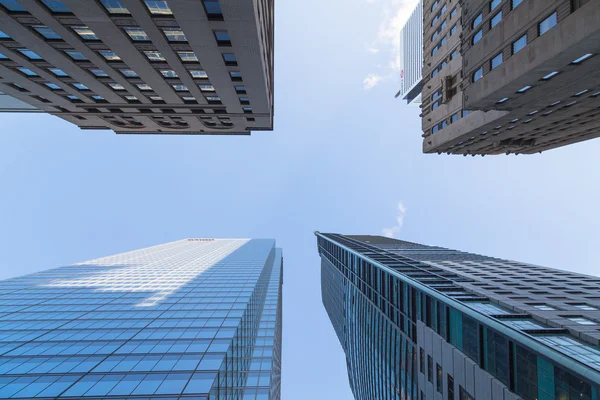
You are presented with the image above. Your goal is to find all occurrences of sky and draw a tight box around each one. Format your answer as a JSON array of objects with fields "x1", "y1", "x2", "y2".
[{"x1": 1, "y1": 0, "x2": 600, "y2": 399}]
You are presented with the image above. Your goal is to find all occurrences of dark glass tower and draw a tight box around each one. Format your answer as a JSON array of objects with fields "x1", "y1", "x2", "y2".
[
  {"x1": 0, "y1": 238, "x2": 282, "y2": 399},
  {"x1": 316, "y1": 232, "x2": 600, "y2": 400}
]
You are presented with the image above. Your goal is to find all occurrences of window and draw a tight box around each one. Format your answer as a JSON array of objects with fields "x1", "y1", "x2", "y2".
[
  {"x1": 427, "y1": 356, "x2": 433, "y2": 383},
  {"x1": 17, "y1": 67, "x2": 37, "y2": 76},
  {"x1": 0, "y1": 0, "x2": 26, "y2": 11},
  {"x1": 0, "y1": 30, "x2": 9, "y2": 39},
  {"x1": 202, "y1": 0, "x2": 223, "y2": 19},
  {"x1": 542, "y1": 71, "x2": 559, "y2": 80},
  {"x1": 512, "y1": 34, "x2": 527, "y2": 54},
  {"x1": 144, "y1": 0, "x2": 173, "y2": 15},
  {"x1": 491, "y1": 53, "x2": 502, "y2": 69},
  {"x1": 533, "y1": 304, "x2": 555, "y2": 311},
  {"x1": 72, "y1": 26, "x2": 100, "y2": 41},
  {"x1": 49, "y1": 68, "x2": 68, "y2": 77},
  {"x1": 190, "y1": 70, "x2": 208, "y2": 79},
  {"x1": 448, "y1": 375, "x2": 454, "y2": 400},
  {"x1": 160, "y1": 69, "x2": 178, "y2": 78},
  {"x1": 235, "y1": 85, "x2": 246, "y2": 94},
  {"x1": 144, "y1": 51, "x2": 166, "y2": 62},
  {"x1": 178, "y1": 52, "x2": 199, "y2": 62},
  {"x1": 92, "y1": 95, "x2": 105, "y2": 101},
  {"x1": 229, "y1": 71, "x2": 242, "y2": 81},
  {"x1": 119, "y1": 69, "x2": 139, "y2": 77},
  {"x1": 459, "y1": 386, "x2": 475, "y2": 400},
  {"x1": 571, "y1": 53, "x2": 593, "y2": 64},
  {"x1": 72, "y1": 83, "x2": 89, "y2": 90},
  {"x1": 100, "y1": 0, "x2": 130, "y2": 14},
  {"x1": 497, "y1": 97, "x2": 509, "y2": 103},
  {"x1": 574, "y1": 304, "x2": 598, "y2": 311},
  {"x1": 472, "y1": 29, "x2": 482, "y2": 44},
  {"x1": 239, "y1": 97, "x2": 249, "y2": 105},
  {"x1": 124, "y1": 27, "x2": 150, "y2": 41},
  {"x1": 206, "y1": 96, "x2": 221, "y2": 102},
  {"x1": 491, "y1": 11, "x2": 502, "y2": 28},
  {"x1": 171, "y1": 84, "x2": 188, "y2": 91},
  {"x1": 539, "y1": 12, "x2": 557, "y2": 35},
  {"x1": 0, "y1": 52, "x2": 7, "y2": 59},
  {"x1": 45, "y1": 82, "x2": 61, "y2": 90},
  {"x1": 214, "y1": 30, "x2": 231, "y2": 46},
  {"x1": 197, "y1": 84, "x2": 214, "y2": 92},
  {"x1": 490, "y1": 0, "x2": 501, "y2": 11},
  {"x1": 512, "y1": 0, "x2": 523, "y2": 8},
  {"x1": 450, "y1": 7, "x2": 456, "y2": 17},
  {"x1": 420, "y1": 348, "x2": 425, "y2": 374},
  {"x1": 65, "y1": 50, "x2": 87, "y2": 60},
  {"x1": 136, "y1": 83, "x2": 153, "y2": 91},
  {"x1": 32, "y1": 25, "x2": 61, "y2": 40},
  {"x1": 574, "y1": 89, "x2": 589, "y2": 97},
  {"x1": 109, "y1": 83, "x2": 125, "y2": 90},
  {"x1": 517, "y1": 85, "x2": 532, "y2": 93},
  {"x1": 162, "y1": 28, "x2": 186, "y2": 42},
  {"x1": 99, "y1": 50, "x2": 121, "y2": 61},
  {"x1": 17, "y1": 48, "x2": 42, "y2": 60},
  {"x1": 472, "y1": 13, "x2": 482, "y2": 28},
  {"x1": 567, "y1": 317, "x2": 597, "y2": 325},
  {"x1": 436, "y1": 364, "x2": 443, "y2": 393},
  {"x1": 450, "y1": 25, "x2": 457, "y2": 36},
  {"x1": 473, "y1": 67, "x2": 483, "y2": 82},
  {"x1": 431, "y1": 0, "x2": 439, "y2": 11},
  {"x1": 450, "y1": 112, "x2": 459, "y2": 123},
  {"x1": 41, "y1": 0, "x2": 70, "y2": 13},
  {"x1": 223, "y1": 53, "x2": 237, "y2": 66}
]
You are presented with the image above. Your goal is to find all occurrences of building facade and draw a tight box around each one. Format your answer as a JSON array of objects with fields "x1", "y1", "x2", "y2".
[
  {"x1": 421, "y1": 0, "x2": 600, "y2": 155},
  {"x1": 0, "y1": 238, "x2": 282, "y2": 399},
  {"x1": 316, "y1": 232, "x2": 600, "y2": 400},
  {"x1": 0, "y1": 0, "x2": 274, "y2": 135},
  {"x1": 396, "y1": 0, "x2": 423, "y2": 106}
]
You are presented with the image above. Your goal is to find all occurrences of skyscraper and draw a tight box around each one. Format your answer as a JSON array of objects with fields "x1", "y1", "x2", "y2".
[
  {"x1": 0, "y1": 238, "x2": 282, "y2": 399},
  {"x1": 0, "y1": 0, "x2": 274, "y2": 135},
  {"x1": 421, "y1": 0, "x2": 600, "y2": 155},
  {"x1": 396, "y1": 0, "x2": 423, "y2": 106},
  {"x1": 316, "y1": 232, "x2": 600, "y2": 400}
]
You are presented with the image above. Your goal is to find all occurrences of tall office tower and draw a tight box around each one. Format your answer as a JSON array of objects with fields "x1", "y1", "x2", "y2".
[
  {"x1": 0, "y1": 238, "x2": 282, "y2": 399},
  {"x1": 0, "y1": 0, "x2": 274, "y2": 135},
  {"x1": 316, "y1": 232, "x2": 600, "y2": 400},
  {"x1": 421, "y1": 0, "x2": 600, "y2": 155},
  {"x1": 396, "y1": 0, "x2": 423, "y2": 105}
]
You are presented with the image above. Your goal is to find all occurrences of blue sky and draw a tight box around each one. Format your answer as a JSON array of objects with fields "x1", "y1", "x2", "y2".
[{"x1": 1, "y1": 0, "x2": 600, "y2": 399}]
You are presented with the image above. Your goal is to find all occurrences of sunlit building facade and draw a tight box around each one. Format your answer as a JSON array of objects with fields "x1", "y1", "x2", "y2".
[
  {"x1": 316, "y1": 232, "x2": 600, "y2": 400},
  {"x1": 0, "y1": 0, "x2": 274, "y2": 135},
  {"x1": 396, "y1": 0, "x2": 423, "y2": 106},
  {"x1": 0, "y1": 238, "x2": 282, "y2": 399}
]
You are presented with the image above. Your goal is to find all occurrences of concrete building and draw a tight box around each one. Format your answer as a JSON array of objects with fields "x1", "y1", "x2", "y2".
[
  {"x1": 396, "y1": 0, "x2": 423, "y2": 105},
  {"x1": 0, "y1": 238, "x2": 283, "y2": 399},
  {"x1": 316, "y1": 232, "x2": 600, "y2": 400},
  {"x1": 421, "y1": 0, "x2": 600, "y2": 155},
  {"x1": 0, "y1": 0, "x2": 274, "y2": 135}
]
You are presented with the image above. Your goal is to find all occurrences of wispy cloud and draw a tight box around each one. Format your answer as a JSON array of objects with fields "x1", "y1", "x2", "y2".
[
  {"x1": 363, "y1": 74, "x2": 384, "y2": 90},
  {"x1": 363, "y1": 0, "x2": 419, "y2": 90},
  {"x1": 382, "y1": 202, "x2": 407, "y2": 238}
]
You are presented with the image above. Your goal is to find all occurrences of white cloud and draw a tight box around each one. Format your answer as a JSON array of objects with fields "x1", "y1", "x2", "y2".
[
  {"x1": 367, "y1": 47, "x2": 380, "y2": 54},
  {"x1": 382, "y1": 202, "x2": 407, "y2": 238},
  {"x1": 363, "y1": 74, "x2": 384, "y2": 90}
]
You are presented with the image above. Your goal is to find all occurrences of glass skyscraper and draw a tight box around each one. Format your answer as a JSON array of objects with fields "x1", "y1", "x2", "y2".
[
  {"x1": 316, "y1": 232, "x2": 599, "y2": 400},
  {"x1": 0, "y1": 238, "x2": 282, "y2": 399}
]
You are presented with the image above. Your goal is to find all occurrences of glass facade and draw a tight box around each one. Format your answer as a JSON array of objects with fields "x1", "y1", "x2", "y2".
[
  {"x1": 0, "y1": 238, "x2": 282, "y2": 399},
  {"x1": 316, "y1": 232, "x2": 599, "y2": 400}
]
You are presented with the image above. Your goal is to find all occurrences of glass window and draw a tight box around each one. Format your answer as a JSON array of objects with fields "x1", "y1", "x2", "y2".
[
  {"x1": 450, "y1": 25, "x2": 457, "y2": 36},
  {"x1": 542, "y1": 71, "x2": 559, "y2": 80},
  {"x1": 473, "y1": 67, "x2": 483, "y2": 82},
  {"x1": 172, "y1": 84, "x2": 188, "y2": 91},
  {"x1": 65, "y1": 50, "x2": 87, "y2": 60},
  {"x1": 199, "y1": 84, "x2": 215, "y2": 92},
  {"x1": 72, "y1": 83, "x2": 89, "y2": 90},
  {"x1": 32, "y1": 25, "x2": 61, "y2": 40},
  {"x1": 0, "y1": 52, "x2": 7, "y2": 59},
  {"x1": 136, "y1": 83, "x2": 153, "y2": 91},
  {"x1": 572, "y1": 53, "x2": 593, "y2": 64},
  {"x1": 0, "y1": 0, "x2": 26, "y2": 11},
  {"x1": 214, "y1": 30, "x2": 231, "y2": 45},
  {"x1": 222, "y1": 53, "x2": 237, "y2": 65},
  {"x1": 17, "y1": 48, "x2": 42, "y2": 60},
  {"x1": 162, "y1": 28, "x2": 186, "y2": 42},
  {"x1": 125, "y1": 95, "x2": 138, "y2": 101},
  {"x1": 92, "y1": 95, "x2": 105, "y2": 101},
  {"x1": 160, "y1": 69, "x2": 178, "y2": 78},
  {"x1": 144, "y1": 51, "x2": 166, "y2": 62},
  {"x1": 436, "y1": 364, "x2": 443, "y2": 393},
  {"x1": 497, "y1": 97, "x2": 509, "y2": 103},
  {"x1": 450, "y1": 112, "x2": 459, "y2": 123},
  {"x1": 17, "y1": 67, "x2": 37, "y2": 76},
  {"x1": 491, "y1": 53, "x2": 503, "y2": 69},
  {"x1": 119, "y1": 69, "x2": 139, "y2": 77},
  {"x1": 190, "y1": 70, "x2": 208, "y2": 79},
  {"x1": 567, "y1": 317, "x2": 597, "y2": 325},
  {"x1": 539, "y1": 12, "x2": 557, "y2": 35},
  {"x1": 512, "y1": 34, "x2": 527, "y2": 54},
  {"x1": 517, "y1": 85, "x2": 532, "y2": 93},
  {"x1": 183, "y1": 372, "x2": 216, "y2": 394},
  {"x1": 491, "y1": 11, "x2": 502, "y2": 28},
  {"x1": 490, "y1": 0, "x2": 501, "y2": 10},
  {"x1": 512, "y1": 0, "x2": 523, "y2": 8},
  {"x1": 472, "y1": 13, "x2": 482, "y2": 28},
  {"x1": 574, "y1": 304, "x2": 598, "y2": 311},
  {"x1": 450, "y1": 7, "x2": 456, "y2": 17},
  {"x1": 100, "y1": 0, "x2": 130, "y2": 14},
  {"x1": 0, "y1": 30, "x2": 9, "y2": 39},
  {"x1": 72, "y1": 26, "x2": 100, "y2": 41},
  {"x1": 99, "y1": 50, "x2": 121, "y2": 61},
  {"x1": 49, "y1": 68, "x2": 68, "y2": 77},
  {"x1": 533, "y1": 304, "x2": 555, "y2": 311},
  {"x1": 472, "y1": 29, "x2": 482, "y2": 44},
  {"x1": 459, "y1": 386, "x2": 475, "y2": 400},
  {"x1": 202, "y1": 0, "x2": 222, "y2": 19},
  {"x1": 431, "y1": 0, "x2": 439, "y2": 11},
  {"x1": 144, "y1": 0, "x2": 172, "y2": 15},
  {"x1": 206, "y1": 96, "x2": 221, "y2": 102},
  {"x1": 235, "y1": 85, "x2": 246, "y2": 94},
  {"x1": 109, "y1": 83, "x2": 125, "y2": 90},
  {"x1": 178, "y1": 52, "x2": 199, "y2": 62},
  {"x1": 41, "y1": 0, "x2": 70, "y2": 13},
  {"x1": 124, "y1": 27, "x2": 150, "y2": 41},
  {"x1": 45, "y1": 82, "x2": 61, "y2": 90},
  {"x1": 427, "y1": 356, "x2": 433, "y2": 383}
]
